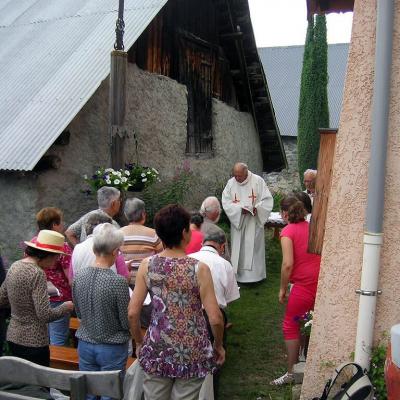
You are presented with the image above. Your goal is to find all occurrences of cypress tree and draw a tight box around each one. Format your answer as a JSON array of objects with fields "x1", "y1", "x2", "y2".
[{"x1": 297, "y1": 15, "x2": 329, "y2": 184}]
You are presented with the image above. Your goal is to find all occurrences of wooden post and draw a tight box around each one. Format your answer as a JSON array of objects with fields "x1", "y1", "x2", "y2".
[
  {"x1": 308, "y1": 128, "x2": 337, "y2": 254},
  {"x1": 110, "y1": 50, "x2": 127, "y2": 170}
]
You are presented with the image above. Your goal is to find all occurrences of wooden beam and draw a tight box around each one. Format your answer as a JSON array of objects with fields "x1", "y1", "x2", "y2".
[
  {"x1": 308, "y1": 128, "x2": 338, "y2": 254},
  {"x1": 109, "y1": 50, "x2": 127, "y2": 170}
]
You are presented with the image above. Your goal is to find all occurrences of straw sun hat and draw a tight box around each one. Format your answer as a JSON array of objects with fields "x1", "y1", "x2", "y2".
[{"x1": 24, "y1": 230, "x2": 66, "y2": 255}]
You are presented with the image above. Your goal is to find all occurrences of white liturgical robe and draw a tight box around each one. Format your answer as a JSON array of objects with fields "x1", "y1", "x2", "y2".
[{"x1": 222, "y1": 171, "x2": 273, "y2": 283}]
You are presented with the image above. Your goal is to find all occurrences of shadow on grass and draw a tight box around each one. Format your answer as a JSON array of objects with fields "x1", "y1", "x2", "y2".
[{"x1": 219, "y1": 233, "x2": 293, "y2": 400}]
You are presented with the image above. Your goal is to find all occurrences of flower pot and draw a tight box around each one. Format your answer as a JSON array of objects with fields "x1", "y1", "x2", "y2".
[{"x1": 128, "y1": 182, "x2": 145, "y2": 192}]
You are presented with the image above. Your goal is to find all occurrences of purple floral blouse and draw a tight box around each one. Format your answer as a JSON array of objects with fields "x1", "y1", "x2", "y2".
[{"x1": 139, "y1": 255, "x2": 216, "y2": 379}]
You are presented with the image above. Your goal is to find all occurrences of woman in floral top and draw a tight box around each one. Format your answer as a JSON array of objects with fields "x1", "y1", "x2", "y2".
[
  {"x1": 31, "y1": 207, "x2": 73, "y2": 345},
  {"x1": 129, "y1": 204, "x2": 225, "y2": 400}
]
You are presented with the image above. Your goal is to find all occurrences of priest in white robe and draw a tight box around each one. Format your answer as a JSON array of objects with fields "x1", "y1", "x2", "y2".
[{"x1": 222, "y1": 163, "x2": 273, "y2": 283}]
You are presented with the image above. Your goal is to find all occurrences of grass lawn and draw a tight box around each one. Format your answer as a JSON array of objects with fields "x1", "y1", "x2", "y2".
[{"x1": 219, "y1": 233, "x2": 293, "y2": 400}]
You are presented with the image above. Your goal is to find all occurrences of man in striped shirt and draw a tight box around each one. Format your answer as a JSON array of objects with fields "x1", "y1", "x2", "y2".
[{"x1": 119, "y1": 198, "x2": 163, "y2": 287}]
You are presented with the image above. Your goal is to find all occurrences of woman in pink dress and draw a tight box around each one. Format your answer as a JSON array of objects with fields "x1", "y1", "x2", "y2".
[
  {"x1": 271, "y1": 196, "x2": 321, "y2": 385},
  {"x1": 185, "y1": 212, "x2": 204, "y2": 255}
]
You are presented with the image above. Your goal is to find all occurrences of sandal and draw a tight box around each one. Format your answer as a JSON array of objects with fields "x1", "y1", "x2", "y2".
[{"x1": 270, "y1": 372, "x2": 295, "y2": 386}]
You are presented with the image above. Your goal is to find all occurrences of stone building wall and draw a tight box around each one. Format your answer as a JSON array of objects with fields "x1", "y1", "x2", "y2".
[
  {"x1": 0, "y1": 64, "x2": 263, "y2": 263},
  {"x1": 302, "y1": 0, "x2": 400, "y2": 397},
  {"x1": 264, "y1": 136, "x2": 301, "y2": 194}
]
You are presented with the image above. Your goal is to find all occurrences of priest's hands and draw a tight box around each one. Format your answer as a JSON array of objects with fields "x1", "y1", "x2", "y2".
[
  {"x1": 214, "y1": 345, "x2": 226, "y2": 365},
  {"x1": 279, "y1": 288, "x2": 287, "y2": 304},
  {"x1": 241, "y1": 207, "x2": 257, "y2": 215}
]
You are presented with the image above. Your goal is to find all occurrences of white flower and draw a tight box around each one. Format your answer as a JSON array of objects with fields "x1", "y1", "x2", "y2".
[
  {"x1": 121, "y1": 177, "x2": 128, "y2": 183},
  {"x1": 304, "y1": 320, "x2": 313, "y2": 328},
  {"x1": 105, "y1": 168, "x2": 113, "y2": 173},
  {"x1": 83, "y1": 174, "x2": 88, "y2": 179},
  {"x1": 147, "y1": 171, "x2": 152, "y2": 175},
  {"x1": 152, "y1": 168, "x2": 159, "y2": 174},
  {"x1": 114, "y1": 179, "x2": 120, "y2": 184},
  {"x1": 142, "y1": 178, "x2": 147, "y2": 182},
  {"x1": 141, "y1": 173, "x2": 146, "y2": 177},
  {"x1": 116, "y1": 171, "x2": 122, "y2": 177},
  {"x1": 124, "y1": 170, "x2": 130, "y2": 176},
  {"x1": 106, "y1": 179, "x2": 111, "y2": 184}
]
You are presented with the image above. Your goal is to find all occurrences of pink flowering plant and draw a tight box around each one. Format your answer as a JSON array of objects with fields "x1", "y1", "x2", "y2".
[
  {"x1": 295, "y1": 310, "x2": 314, "y2": 336},
  {"x1": 84, "y1": 164, "x2": 160, "y2": 193}
]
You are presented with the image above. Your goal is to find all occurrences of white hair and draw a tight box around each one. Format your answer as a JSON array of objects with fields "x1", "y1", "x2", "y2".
[
  {"x1": 97, "y1": 186, "x2": 120, "y2": 210},
  {"x1": 234, "y1": 162, "x2": 248, "y2": 172},
  {"x1": 304, "y1": 169, "x2": 317, "y2": 177},
  {"x1": 92, "y1": 223, "x2": 124, "y2": 256},
  {"x1": 200, "y1": 196, "x2": 221, "y2": 217},
  {"x1": 124, "y1": 198, "x2": 145, "y2": 222}
]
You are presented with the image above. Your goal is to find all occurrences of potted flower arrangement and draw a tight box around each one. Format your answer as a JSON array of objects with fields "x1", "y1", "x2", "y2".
[
  {"x1": 295, "y1": 310, "x2": 313, "y2": 360},
  {"x1": 84, "y1": 164, "x2": 160, "y2": 193},
  {"x1": 298, "y1": 310, "x2": 313, "y2": 336}
]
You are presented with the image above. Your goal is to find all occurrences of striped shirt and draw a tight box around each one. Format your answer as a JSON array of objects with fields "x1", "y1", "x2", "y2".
[{"x1": 119, "y1": 224, "x2": 163, "y2": 285}]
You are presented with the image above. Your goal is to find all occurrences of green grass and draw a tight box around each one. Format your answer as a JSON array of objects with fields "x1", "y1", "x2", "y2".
[{"x1": 219, "y1": 234, "x2": 293, "y2": 400}]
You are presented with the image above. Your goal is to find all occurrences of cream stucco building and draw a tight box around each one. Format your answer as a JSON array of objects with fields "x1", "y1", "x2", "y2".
[{"x1": 302, "y1": 0, "x2": 400, "y2": 397}]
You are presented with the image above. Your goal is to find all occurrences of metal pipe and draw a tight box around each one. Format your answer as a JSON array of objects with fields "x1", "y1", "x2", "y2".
[
  {"x1": 354, "y1": 0, "x2": 394, "y2": 370},
  {"x1": 114, "y1": 0, "x2": 125, "y2": 51}
]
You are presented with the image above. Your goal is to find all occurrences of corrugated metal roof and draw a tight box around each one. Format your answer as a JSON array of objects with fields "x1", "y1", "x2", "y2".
[
  {"x1": 258, "y1": 43, "x2": 349, "y2": 137},
  {"x1": 0, "y1": 0, "x2": 168, "y2": 171}
]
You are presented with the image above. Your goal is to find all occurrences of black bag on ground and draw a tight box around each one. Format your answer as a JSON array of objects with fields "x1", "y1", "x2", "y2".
[{"x1": 312, "y1": 362, "x2": 374, "y2": 400}]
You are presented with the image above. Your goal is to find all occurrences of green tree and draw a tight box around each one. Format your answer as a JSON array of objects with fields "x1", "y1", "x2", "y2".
[{"x1": 297, "y1": 15, "x2": 329, "y2": 183}]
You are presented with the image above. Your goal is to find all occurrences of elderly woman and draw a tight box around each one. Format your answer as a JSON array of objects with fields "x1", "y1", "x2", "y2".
[
  {"x1": 271, "y1": 196, "x2": 321, "y2": 385},
  {"x1": 119, "y1": 198, "x2": 163, "y2": 287},
  {"x1": 0, "y1": 230, "x2": 73, "y2": 366},
  {"x1": 128, "y1": 204, "x2": 225, "y2": 400},
  {"x1": 72, "y1": 223, "x2": 130, "y2": 392},
  {"x1": 32, "y1": 207, "x2": 73, "y2": 346}
]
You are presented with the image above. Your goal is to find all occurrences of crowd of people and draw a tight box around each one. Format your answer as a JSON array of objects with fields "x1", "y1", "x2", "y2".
[{"x1": 0, "y1": 162, "x2": 320, "y2": 397}]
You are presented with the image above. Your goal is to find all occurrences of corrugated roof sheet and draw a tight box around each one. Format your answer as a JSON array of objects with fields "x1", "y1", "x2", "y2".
[
  {"x1": 0, "y1": 0, "x2": 168, "y2": 171},
  {"x1": 258, "y1": 43, "x2": 349, "y2": 137}
]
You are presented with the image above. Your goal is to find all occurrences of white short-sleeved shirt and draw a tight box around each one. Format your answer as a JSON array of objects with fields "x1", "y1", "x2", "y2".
[{"x1": 190, "y1": 246, "x2": 240, "y2": 309}]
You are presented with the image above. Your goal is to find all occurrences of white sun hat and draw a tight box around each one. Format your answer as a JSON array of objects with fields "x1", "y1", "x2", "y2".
[{"x1": 24, "y1": 230, "x2": 66, "y2": 255}]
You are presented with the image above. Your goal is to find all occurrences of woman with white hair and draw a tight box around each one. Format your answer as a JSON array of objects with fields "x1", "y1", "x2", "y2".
[{"x1": 72, "y1": 223, "x2": 130, "y2": 393}]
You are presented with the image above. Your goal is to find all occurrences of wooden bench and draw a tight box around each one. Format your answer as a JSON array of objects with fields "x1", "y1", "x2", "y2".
[
  {"x1": 0, "y1": 356, "x2": 124, "y2": 399},
  {"x1": 69, "y1": 317, "x2": 80, "y2": 332},
  {"x1": 50, "y1": 346, "x2": 136, "y2": 371}
]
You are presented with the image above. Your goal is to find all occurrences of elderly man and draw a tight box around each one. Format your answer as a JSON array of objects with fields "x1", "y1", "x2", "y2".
[
  {"x1": 222, "y1": 162, "x2": 273, "y2": 283},
  {"x1": 189, "y1": 227, "x2": 239, "y2": 314},
  {"x1": 70, "y1": 213, "x2": 128, "y2": 280},
  {"x1": 200, "y1": 196, "x2": 230, "y2": 260},
  {"x1": 303, "y1": 169, "x2": 317, "y2": 204},
  {"x1": 65, "y1": 186, "x2": 121, "y2": 246},
  {"x1": 119, "y1": 198, "x2": 163, "y2": 287},
  {"x1": 189, "y1": 227, "x2": 239, "y2": 398}
]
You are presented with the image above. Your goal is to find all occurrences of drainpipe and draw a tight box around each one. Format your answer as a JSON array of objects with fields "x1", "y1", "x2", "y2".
[{"x1": 354, "y1": 0, "x2": 394, "y2": 370}]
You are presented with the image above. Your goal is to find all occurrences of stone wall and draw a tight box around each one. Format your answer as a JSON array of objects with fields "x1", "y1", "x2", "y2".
[
  {"x1": 264, "y1": 136, "x2": 301, "y2": 194},
  {"x1": 0, "y1": 64, "x2": 263, "y2": 263}
]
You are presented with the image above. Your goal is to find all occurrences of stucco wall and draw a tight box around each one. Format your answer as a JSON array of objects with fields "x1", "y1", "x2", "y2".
[
  {"x1": 0, "y1": 63, "x2": 262, "y2": 264},
  {"x1": 302, "y1": 0, "x2": 400, "y2": 397},
  {"x1": 264, "y1": 136, "x2": 301, "y2": 194}
]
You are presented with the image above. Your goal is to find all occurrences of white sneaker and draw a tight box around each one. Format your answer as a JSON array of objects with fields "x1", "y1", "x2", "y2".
[{"x1": 270, "y1": 372, "x2": 295, "y2": 386}]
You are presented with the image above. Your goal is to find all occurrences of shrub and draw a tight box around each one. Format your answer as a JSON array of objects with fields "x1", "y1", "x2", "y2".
[
  {"x1": 368, "y1": 344, "x2": 387, "y2": 399},
  {"x1": 140, "y1": 163, "x2": 194, "y2": 227}
]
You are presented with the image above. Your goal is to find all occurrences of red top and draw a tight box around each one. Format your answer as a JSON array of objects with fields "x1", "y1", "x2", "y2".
[
  {"x1": 280, "y1": 221, "x2": 321, "y2": 291},
  {"x1": 185, "y1": 230, "x2": 204, "y2": 255},
  {"x1": 31, "y1": 236, "x2": 72, "y2": 302}
]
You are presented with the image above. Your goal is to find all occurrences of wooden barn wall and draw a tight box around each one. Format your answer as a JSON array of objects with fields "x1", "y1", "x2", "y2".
[{"x1": 128, "y1": 0, "x2": 239, "y2": 154}]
